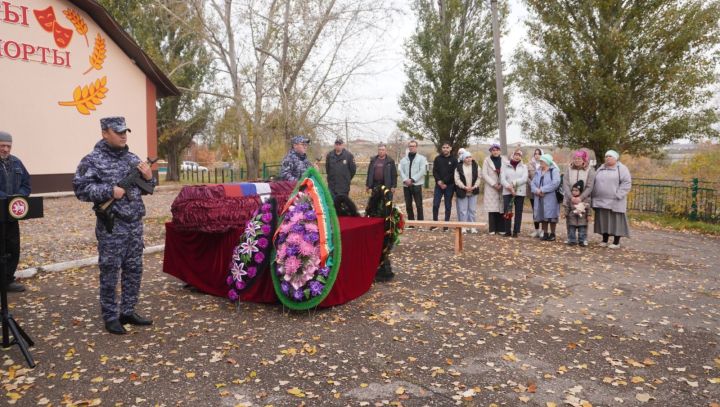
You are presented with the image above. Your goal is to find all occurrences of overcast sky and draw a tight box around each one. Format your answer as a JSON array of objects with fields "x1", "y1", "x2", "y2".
[{"x1": 329, "y1": 0, "x2": 529, "y2": 145}]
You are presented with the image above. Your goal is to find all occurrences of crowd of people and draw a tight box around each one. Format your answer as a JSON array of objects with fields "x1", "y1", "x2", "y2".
[{"x1": 280, "y1": 138, "x2": 633, "y2": 248}]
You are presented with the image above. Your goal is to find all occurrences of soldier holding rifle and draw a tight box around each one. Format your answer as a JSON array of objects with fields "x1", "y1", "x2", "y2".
[{"x1": 73, "y1": 117, "x2": 155, "y2": 335}]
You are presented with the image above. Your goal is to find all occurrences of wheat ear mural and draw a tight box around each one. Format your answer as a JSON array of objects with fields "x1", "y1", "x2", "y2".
[
  {"x1": 83, "y1": 34, "x2": 107, "y2": 74},
  {"x1": 63, "y1": 9, "x2": 89, "y2": 46},
  {"x1": 58, "y1": 77, "x2": 109, "y2": 115}
]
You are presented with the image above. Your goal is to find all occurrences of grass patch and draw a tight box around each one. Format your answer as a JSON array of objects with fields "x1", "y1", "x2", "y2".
[{"x1": 629, "y1": 211, "x2": 720, "y2": 235}]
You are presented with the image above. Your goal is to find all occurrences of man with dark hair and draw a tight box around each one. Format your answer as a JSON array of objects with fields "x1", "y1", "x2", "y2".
[
  {"x1": 431, "y1": 143, "x2": 457, "y2": 230},
  {"x1": 365, "y1": 143, "x2": 397, "y2": 197},
  {"x1": 399, "y1": 140, "x2": 428, "y2": 224},
  {"x1": 73, "y1": 117, "x2": 155, "y2": 335},
  {"x1": 279, "y1": 136, "x2": 313, "y2": 181},
  {"x1": 0, "y1": 131, "x2": 31, "y2": 292},
  {"x1": 325, "y1": 138, "x2": 356, "y2": 198}
]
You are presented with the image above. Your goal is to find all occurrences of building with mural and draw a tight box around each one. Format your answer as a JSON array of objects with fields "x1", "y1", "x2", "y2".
[{"x1": 0, "y1": 0, "x2": 179, "y2": 192}]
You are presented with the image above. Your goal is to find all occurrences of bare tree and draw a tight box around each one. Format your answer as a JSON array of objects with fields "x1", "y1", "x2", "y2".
[{"x1": 156, "y1": 0, "x2": 394, "y2": 177}]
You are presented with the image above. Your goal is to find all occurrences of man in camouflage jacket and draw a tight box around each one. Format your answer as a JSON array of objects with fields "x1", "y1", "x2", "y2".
[
  {"x1": 279, "y1": 136, "x2": 313, "y2": 181},
  {"x1": 73, "y1": 117, "x2": 155, "y2": 335}
]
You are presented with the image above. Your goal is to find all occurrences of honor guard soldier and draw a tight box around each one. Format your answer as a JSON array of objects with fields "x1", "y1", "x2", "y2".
[{"x1": 73, "y1": 117, "x2": 155, "y2": 335}]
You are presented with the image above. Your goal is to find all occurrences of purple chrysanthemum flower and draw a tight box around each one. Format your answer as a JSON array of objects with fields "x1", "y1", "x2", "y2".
[
  {"x1": 292, "y1": 289, "x2": 305, "y2": 301},
  {"x1": 261, "y1": 203, "x2": 272, "y2": 213},
  {"x1": 247, "y1": 266, "x2": 257, "y2": 278},
  {"x1": 305, "y1": 232, "x2": 320, "y2": 244},
  {"x1": 305, "y1": 211, "x2": 317, "y2": 221},
  {"x1": 291, "y1": 223, "x2": 305, "y2": 233},
  {"x1": 286, "y1": 245, "x2": 300, "y2": 257},
  {"x1": 228, "y1": 289, "x2": 239, "y2": 301},
  {"x1": 261, "y1": 224, "x2": 271, "y2": 235},
  {"x1": 309, "y1": 280, "x2": 324, "y2": 297},
  {"x1": 235, "y1": 280, "x2": 246, "y2": 290},
  {"x1": 226, "y1": 275, "x2": 234, "y2": 286},
  {"x1": 277, "y1": 233, "x2": 287, "y2": 244},
  {"x1": 280, "y1": 281, "x2": 290, "y2": 295},
  {"x1": 257, "y1": 237, "x2": 269, "y2": 249},
  {"x1": 318, "y1": 266, "x2": 330, "y2": 278},
  {"x1": 254, "y1": 252, "x2": 265, "y2": 263},
  {"x1": 261, "y1": 213, "x2": 272, "y2": 223}
]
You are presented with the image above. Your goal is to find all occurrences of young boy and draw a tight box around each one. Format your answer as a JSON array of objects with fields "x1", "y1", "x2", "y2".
[{"x1": 563, "y1": 180, "x2": 591, "y2": 246}]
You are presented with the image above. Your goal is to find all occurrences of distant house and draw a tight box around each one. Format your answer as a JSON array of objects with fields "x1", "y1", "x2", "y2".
[{"x1": 0, "y1": 0, "x2": 179, "y2": 192}]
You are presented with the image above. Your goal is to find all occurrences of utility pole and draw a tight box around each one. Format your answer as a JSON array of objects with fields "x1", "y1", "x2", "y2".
[
  {"x1": 490, "y1": 0, "x2": 508, "y2": 155},
  {"x1": 345, "y1": 117, "x2": 349, "y2": 146}
]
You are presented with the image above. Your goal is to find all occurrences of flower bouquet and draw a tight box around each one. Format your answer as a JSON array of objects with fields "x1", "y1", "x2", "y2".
[
  {"x1": 271, "y1": 167, "x2": 341, "y2": 310},
  {"x1": 366, "y1": 185, "x2": 404, "y2": 269},
  {"x1": 226, "y1": 198, "x2": 277, "y2": 301}
]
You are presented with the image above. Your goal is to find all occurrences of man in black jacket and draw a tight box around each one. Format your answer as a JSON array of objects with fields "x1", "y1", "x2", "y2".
[
  {"x1": 432, "y1": 143, "x2": 458, "y2": 230},
  {"x1": 325, "y1": 138, "x2": 356, "y2": 198},
  {"x1": 365, "y1": 143, "x2": 397, "y2": 198}
]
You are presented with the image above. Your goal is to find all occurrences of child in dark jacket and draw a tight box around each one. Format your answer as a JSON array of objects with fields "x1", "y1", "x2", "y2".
[{"x1": 563, "y1": 180, "x2": 592, "y2": 246}]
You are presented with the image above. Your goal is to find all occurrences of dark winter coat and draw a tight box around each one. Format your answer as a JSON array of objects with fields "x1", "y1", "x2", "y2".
[
  {"x1": 325, "y1": 149, "x2": 356, "y2": 196},
  {"x1": 365, "y1": 155, "x2": 397, "y2": 189}
]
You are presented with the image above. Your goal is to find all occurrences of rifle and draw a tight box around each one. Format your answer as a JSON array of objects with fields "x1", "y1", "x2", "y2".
[{"x1": 93, "y1": 157, "x2": 158, "y2": 233}]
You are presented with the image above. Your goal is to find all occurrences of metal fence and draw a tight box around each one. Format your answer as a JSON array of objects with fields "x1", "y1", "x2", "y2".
[
  {"x1": 181, "y1": 164, "x2": 720, "y2": 223},
  {"x1": 179, "y1": 167, "x2": 247, "y2": 183},
  {"x1": 629, "y1": 178, "x2": 720, "y2": 223}
]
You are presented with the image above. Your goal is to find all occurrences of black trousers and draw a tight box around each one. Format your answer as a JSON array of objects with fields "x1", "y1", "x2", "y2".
[
  {"x1": 503, "y1": 195, "x2": 525, "y2": 234},
  {"x1": 403, "y1": 185, "x2": 424, "y2": 220},
  {"x1": 2, "y1": 221, "x2": 20, "y2": 284},
  {"x1": 488, "y1": 212, "x2": 505, "y2": 233}
]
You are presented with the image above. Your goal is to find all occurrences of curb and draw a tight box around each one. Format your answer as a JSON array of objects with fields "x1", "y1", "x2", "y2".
[{"x1": 15, "y1": 244, "x2": 165, "y2": 279}]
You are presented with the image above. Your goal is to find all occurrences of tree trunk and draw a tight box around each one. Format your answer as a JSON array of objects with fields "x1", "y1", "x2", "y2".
[{"x1": 166, "y1": 145, "x2": 181, "y2": 182}]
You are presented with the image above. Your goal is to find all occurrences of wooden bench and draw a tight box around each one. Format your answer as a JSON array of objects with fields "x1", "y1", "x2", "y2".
[{"x1": 403, "y1": 220, "x2": 487, "y2": 255}]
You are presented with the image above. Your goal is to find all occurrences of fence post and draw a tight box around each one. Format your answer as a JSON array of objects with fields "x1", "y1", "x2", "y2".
[
  {"x1": 690, "y1": 178, "x2": 699, "y2": 221},
  {"x1": 240, "y1": 168, "x2": 245, "y2": 180},
  {"x1": 262, "y1": 162, "x2": 267, "y2": 179}
]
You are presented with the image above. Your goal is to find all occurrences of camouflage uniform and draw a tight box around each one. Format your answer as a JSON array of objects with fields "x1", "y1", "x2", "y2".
[
  {"x1": 279, "y1": 136, "x2": 312, "y2": 181},
  {"x1": 73, "y1": 138, "x2": 155, "y2": 322}
]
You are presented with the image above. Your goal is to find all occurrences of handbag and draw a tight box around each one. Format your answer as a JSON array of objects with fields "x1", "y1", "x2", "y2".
[
  {"x1": 555, "y1": 173, "x2": 564, "y2": 203},
  {"x1": 548, "y1": 169, "x2": 564, "y2": 203}
]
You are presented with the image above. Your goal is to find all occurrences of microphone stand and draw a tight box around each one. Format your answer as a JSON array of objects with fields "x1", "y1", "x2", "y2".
[{"x1": 0, "y1": 220, "x2": 35, "y2": 368}]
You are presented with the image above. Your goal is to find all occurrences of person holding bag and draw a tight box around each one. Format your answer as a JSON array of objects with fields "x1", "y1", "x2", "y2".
[{"x1": 530, "y1": 153, "x2": 561, "y2": 241}]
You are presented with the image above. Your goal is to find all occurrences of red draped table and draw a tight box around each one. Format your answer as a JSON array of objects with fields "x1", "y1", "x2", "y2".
[{"x1": 162, "y1": 217, "x2": 385, "y2": 307}]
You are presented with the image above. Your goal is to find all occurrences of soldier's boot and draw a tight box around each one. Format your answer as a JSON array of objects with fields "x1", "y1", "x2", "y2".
[
  {"x1": 105, "y1": 319, "x2": 127, "y2": 335},
  {"x1": 119, "y1": 312, "x2": 153, "y2": 326}
]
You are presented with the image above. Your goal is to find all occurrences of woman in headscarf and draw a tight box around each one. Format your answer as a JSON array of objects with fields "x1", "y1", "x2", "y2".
[
  {"x1": 591, "y1": 150, "x2": 632, "y2": 248},
  {"x1": 454, "y1": 151, "x2": 481, "y2": 233},
  {"x1": 500, "y1": 149, "x2": 529, "y2": 237},
  {"x1": 482, "y1": 144, "x2": 507, "y2": 234},
  {"x1": 527, "y1": 148, "x2": 544, "y2": 237},
  {"x1": 530, "y1": 153, "x2": 561, "y2": 241},
  {"x1": 562, "y1": 149, "x2": 596, "y2": 244}
]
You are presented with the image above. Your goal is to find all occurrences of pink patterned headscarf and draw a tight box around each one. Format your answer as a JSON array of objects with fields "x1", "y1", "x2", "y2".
[
  {"x1": 574, "y1": 150, "x2": 589, "y2": 162},
  {"x1": 572, "y1": 150, "x2": 589, "y2": 169}
]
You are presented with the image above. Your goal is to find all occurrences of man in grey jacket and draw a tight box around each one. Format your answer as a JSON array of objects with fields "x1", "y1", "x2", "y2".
[
  {"x1": 399, "y1": 140, "x2": 428, "y2": 223},
  {"x1": 325, "y1": 138, "x2": 356, "y2": 198}
]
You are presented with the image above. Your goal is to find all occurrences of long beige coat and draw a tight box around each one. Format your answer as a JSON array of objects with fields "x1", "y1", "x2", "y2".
[{"x1": 482, "y1": 156, "x2": 507, "y2": 213}]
